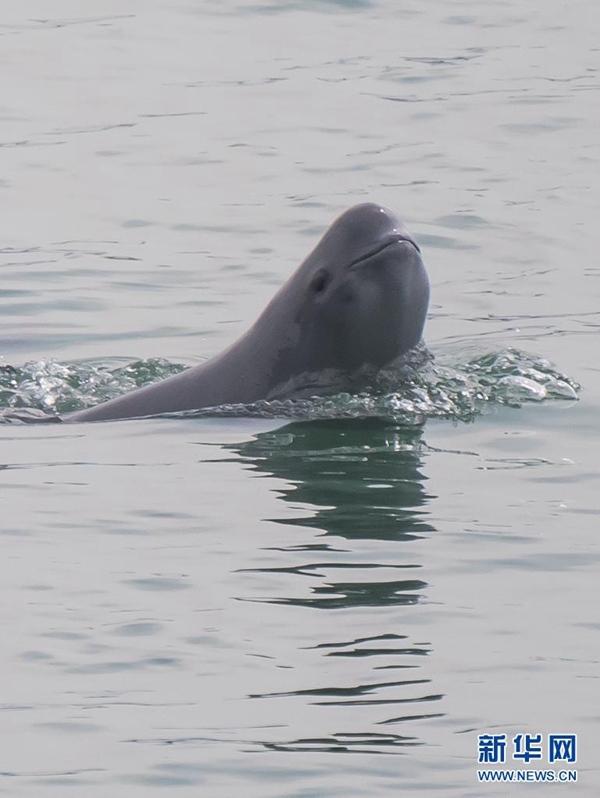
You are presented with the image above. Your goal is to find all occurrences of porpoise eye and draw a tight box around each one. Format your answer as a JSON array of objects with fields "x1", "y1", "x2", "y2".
[{"x1": 311, "y1": 271, "x2": 330, "y2": 294}]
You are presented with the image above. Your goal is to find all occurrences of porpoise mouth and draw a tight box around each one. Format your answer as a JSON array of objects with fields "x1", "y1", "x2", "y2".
[{"x1": 348, "y1": 235, "x2": 421, "y2": 269}]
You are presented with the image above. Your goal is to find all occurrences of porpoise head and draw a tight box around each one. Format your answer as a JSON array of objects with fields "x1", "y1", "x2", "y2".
[{"x1": 254, "y1": 203, "x2": 430, "y2": 391}]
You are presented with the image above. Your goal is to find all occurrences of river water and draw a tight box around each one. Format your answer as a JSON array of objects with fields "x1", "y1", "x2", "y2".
[{"x1": 1, "y1": 1, "x2": 599, "y2": 795}]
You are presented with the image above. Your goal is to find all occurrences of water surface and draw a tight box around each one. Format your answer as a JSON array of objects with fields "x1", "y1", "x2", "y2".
[{"x1": 1, "y1": 1, "x2": 599, "y2": 795}]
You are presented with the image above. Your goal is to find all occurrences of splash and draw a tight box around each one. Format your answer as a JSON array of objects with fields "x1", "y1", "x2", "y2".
[
  {"x1": 0, "y1": 348, "x2": 579, "y2": 424},
  {"x1": 195, "y1": 348, "x2": 578, "y2": 424},
  {"x1": 0, "y1": 358, "x2": 186, "y2": 422}
]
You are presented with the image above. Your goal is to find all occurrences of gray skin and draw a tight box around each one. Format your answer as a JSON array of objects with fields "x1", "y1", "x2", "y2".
[{"x1": 69, "y1": 203, "x2": 429, "y2": 422}]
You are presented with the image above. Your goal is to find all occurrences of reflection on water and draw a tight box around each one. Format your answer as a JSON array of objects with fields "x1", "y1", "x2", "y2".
[
  {"x1": 261, "y1": 731, "x2": 420, "y2": 754},
  {"x1": 232, "y1": 418, "x2": 435, "y2": 541},
  {"x1": 228, "y1": 419, "x2": 443, "y2": 753}
]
